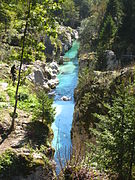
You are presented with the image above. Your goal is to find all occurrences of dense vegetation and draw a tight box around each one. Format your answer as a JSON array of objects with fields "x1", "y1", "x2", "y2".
[
  {"x1": 1, "y1": 0, "x2": 135, "y2": 179},
  {"x1": 0, "y1": 0, "x2": 63, "y2": 178},
  {"x1": 69, "y1": 0, "x2": 135, "y2": 179},
  {"x1": 78, "y1": 0, "x2": 135, "y2": 67}
]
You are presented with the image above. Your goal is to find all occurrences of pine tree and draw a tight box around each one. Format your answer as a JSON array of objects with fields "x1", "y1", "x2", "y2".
[
  {"x1": 116, "y1": 0, "x2": 135, "y2": 56},
  {"x1": 98, "y1": 15, "x2": 117, "y2": 50},
  {"x1": 90, "y1": 84, "x2": 135, "y2": 179},
  {"x1": 98, "y1": 0, "x2": 123, "y2": 50}
]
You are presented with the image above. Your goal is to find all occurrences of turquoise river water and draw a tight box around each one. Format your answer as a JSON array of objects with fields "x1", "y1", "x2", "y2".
[{"x1": 52, "y1": 41, "x2": 80, "y2": 173}]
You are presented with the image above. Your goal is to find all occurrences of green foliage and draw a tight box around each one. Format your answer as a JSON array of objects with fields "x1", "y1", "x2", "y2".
[
  {"x1": 103, "y1": 0, "x2": 123, "y2": 24},
  {"x1": 79, "y1": 17, "x2": 97, "y2": 51},
  {"x1": 98, "y1": 15, "x2": 117, "y2": 51},
  {"x1": 0, "y1": 0, "x2": 63, "y2": 63},
  {"x1": 60, "y1": 0, "x2": 103, "y2": 28},
  {"x1": 78, "y1": 68, "x2": 94, "y2": 90},
  {"x1": 0, "y1": 91, "x2": 7, "y2": 102},
  {"x1": 33, "y1": 90, "x2": 55, "y2": 125},
  {"x1": 114, "y1": 0, "x2": 135, "y2": 57},
  {"x1": 79, "y1": 0, "x2": 108, "y2": 52},
  {"x1": 61, "y1": 0, "x2": 79, "y2": 28},
  {"x1": 7, "y1": 84, "x2": 38, "y2": 112},
  {"x1": 0, "y1": 149, "x2": 33, "y2": 179},
  {"x1": 97, "y1": 0, "x2": 123, "y2": 51},
  {"x1": 79, "y1": 0, "x2": 92, "y2": 20},
  {"x1": 89, "y1": 84, "x2": 135, "y2": 179},
  {"x1": 95, "y1": 0, "x2": 123, "y2": 68}
]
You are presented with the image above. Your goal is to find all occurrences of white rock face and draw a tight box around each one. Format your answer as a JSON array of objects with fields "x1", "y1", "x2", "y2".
[
  {"x1": 58, "y1": 25, "x2": 78, "y2": 55},
  {"x1": 49, "y1": 61, "x2": 59, "y2": 71},
  {"x1": 27, "y1": 61, "x2": 59, "y2": 91},
  {"x1": 105, "y1": 50, "x2": 119, "y2": 70},
  {"x1": 48, "y1": 78, "x2": 59, "y2": 89}
]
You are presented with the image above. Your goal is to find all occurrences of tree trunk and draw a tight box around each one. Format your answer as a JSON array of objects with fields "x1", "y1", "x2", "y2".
[{"x1": 9, "y1": 0, "x2": 31, "y2": 132}]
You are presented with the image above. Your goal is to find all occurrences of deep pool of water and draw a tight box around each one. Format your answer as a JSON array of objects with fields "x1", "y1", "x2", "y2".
[{"x1": 52, "y1": 41, "x2": 79, "y2": 173}]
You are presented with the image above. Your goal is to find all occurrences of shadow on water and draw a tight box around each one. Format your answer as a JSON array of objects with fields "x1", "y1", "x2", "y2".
[{"x1": 52, "y1": 41, "x2": 80, "y2": 174}]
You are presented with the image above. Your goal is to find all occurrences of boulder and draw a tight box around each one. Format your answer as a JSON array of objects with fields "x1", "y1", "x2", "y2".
[
  {"x1": 48, "y1": 78, "x2": 59, "y2": 89},
  {"x1": 27, "y1": 61, "x2": 59, "y2": 91},
  {"x1": 34, "y1": 70, "x2": 44, "y2": 85},
  {"x1": 104, "y1": 50, "x2": 119, "y2": 70},
  {"x1": 61, "y1": 96, "x2": 71, "y2": 101},
  {"x1": 59, "y1": 56, "x2": 64, "y2": 65},
  {"x1": 52, "y1": 69, "x2": 58, "y2": 75},
  {"x1": 48, "y1": 91, "x2": 56, "y2": 97},
  {"x1": 43, "y1": 83, "x2": 50, "y2": 91},
  {"x1": 49, "y1": 61, "x2": 59, "y2": 71}
]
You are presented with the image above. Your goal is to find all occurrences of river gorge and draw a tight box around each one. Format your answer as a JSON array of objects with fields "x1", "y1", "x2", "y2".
[{"x1": 52, "y1": 41, "x2": 80, "y2": 173}]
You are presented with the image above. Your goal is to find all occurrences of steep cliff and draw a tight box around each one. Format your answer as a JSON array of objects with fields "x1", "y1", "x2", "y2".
[{"x1": 72, "y1": 54, "x2": 135, "y2": 156}]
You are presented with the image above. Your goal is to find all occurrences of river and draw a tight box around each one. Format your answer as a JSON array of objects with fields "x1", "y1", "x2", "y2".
[{"x1": 52, "y1": 41, "x2": 79, "y2": 173}]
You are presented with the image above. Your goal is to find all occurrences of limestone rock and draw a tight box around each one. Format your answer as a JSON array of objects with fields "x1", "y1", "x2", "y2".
[
  {"x1": 34, "y1": 70, "x2": 44, "y2": 85},
  {"x1": 105, "y1": 50, "x2": 119, "y2": 70},
  {"x1": 61, "y1": 96, "x2": 71, "y2": 101},
  {"x1": 48, "y1": 78, "x2": 59, "y2": 89},
  {"x1": 49, "y1": 61, "x2": 59, "y2": 71},
  {"x1": 27, "y1": 61, "x2": 59, "y2": 91}
]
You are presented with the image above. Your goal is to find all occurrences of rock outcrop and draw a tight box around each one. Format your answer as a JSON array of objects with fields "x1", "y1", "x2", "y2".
[
  {"x1": 72, "y1": 66, "x2": 135, "y2": 155},
  {"x1": 0, "y1": 107, "x2": 56, "y2": 179},
  {"x1": 27, "y1": 61, "x2": 59, "y2": 91},
  {"x1": 104, "y1": 50, "x2": 119, "y2": 70},
  {"x1": 45, "y1": 25, "x2": 78, "y2": 62},
  {"x1": 61, "y1": 96, "x2": 71, "y2": 101}
]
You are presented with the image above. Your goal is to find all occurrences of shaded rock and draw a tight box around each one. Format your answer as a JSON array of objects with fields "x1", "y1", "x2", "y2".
[
  {"x1": 105, "y1": 50, "x2": 119, "y2": 70},
  {"x1": 59, "y1": 56, "x2": 64, "y2": 65},
  {"x1": 34, "y1": 70, "x2": 44, "y2": 85},
  {"x1": 44, "y1": 35, "x2": 54, "y2": 62}
]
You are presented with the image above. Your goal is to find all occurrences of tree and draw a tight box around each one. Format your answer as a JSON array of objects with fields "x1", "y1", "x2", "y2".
[
  {"x1": 90, "y1": 84, "x2": 135, "y2": 179},
  {"x1": 98, "y1": 15, "x2": 117, "y2": 51},
  {"x1": 78, "y1": 0, "x2": 108, "y2": 52},
  {"x1": 61, "y1": 0, "x2": 79, "y2": 28},
  {"x1": 7, "y1": 0, "x2": 63, "y2": 132},
  {"x1": 114, "y1": 0, "x2": 135, "y2": 56},
  {"x1": 10, "y1": 0, "x2": 31, "y2": 132},
  {"x1": 33, "y1": 90, "x2": 55, "y2": 125},
  {"x1": 98, "y1": 0, "x2": 123, "y2": 50},
  {"x1": 79, "y1": 0, "x2": 92, "y2": 20},
  {"x1": 96, "y1": 0, "x2": 123, "y2": 69}
]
